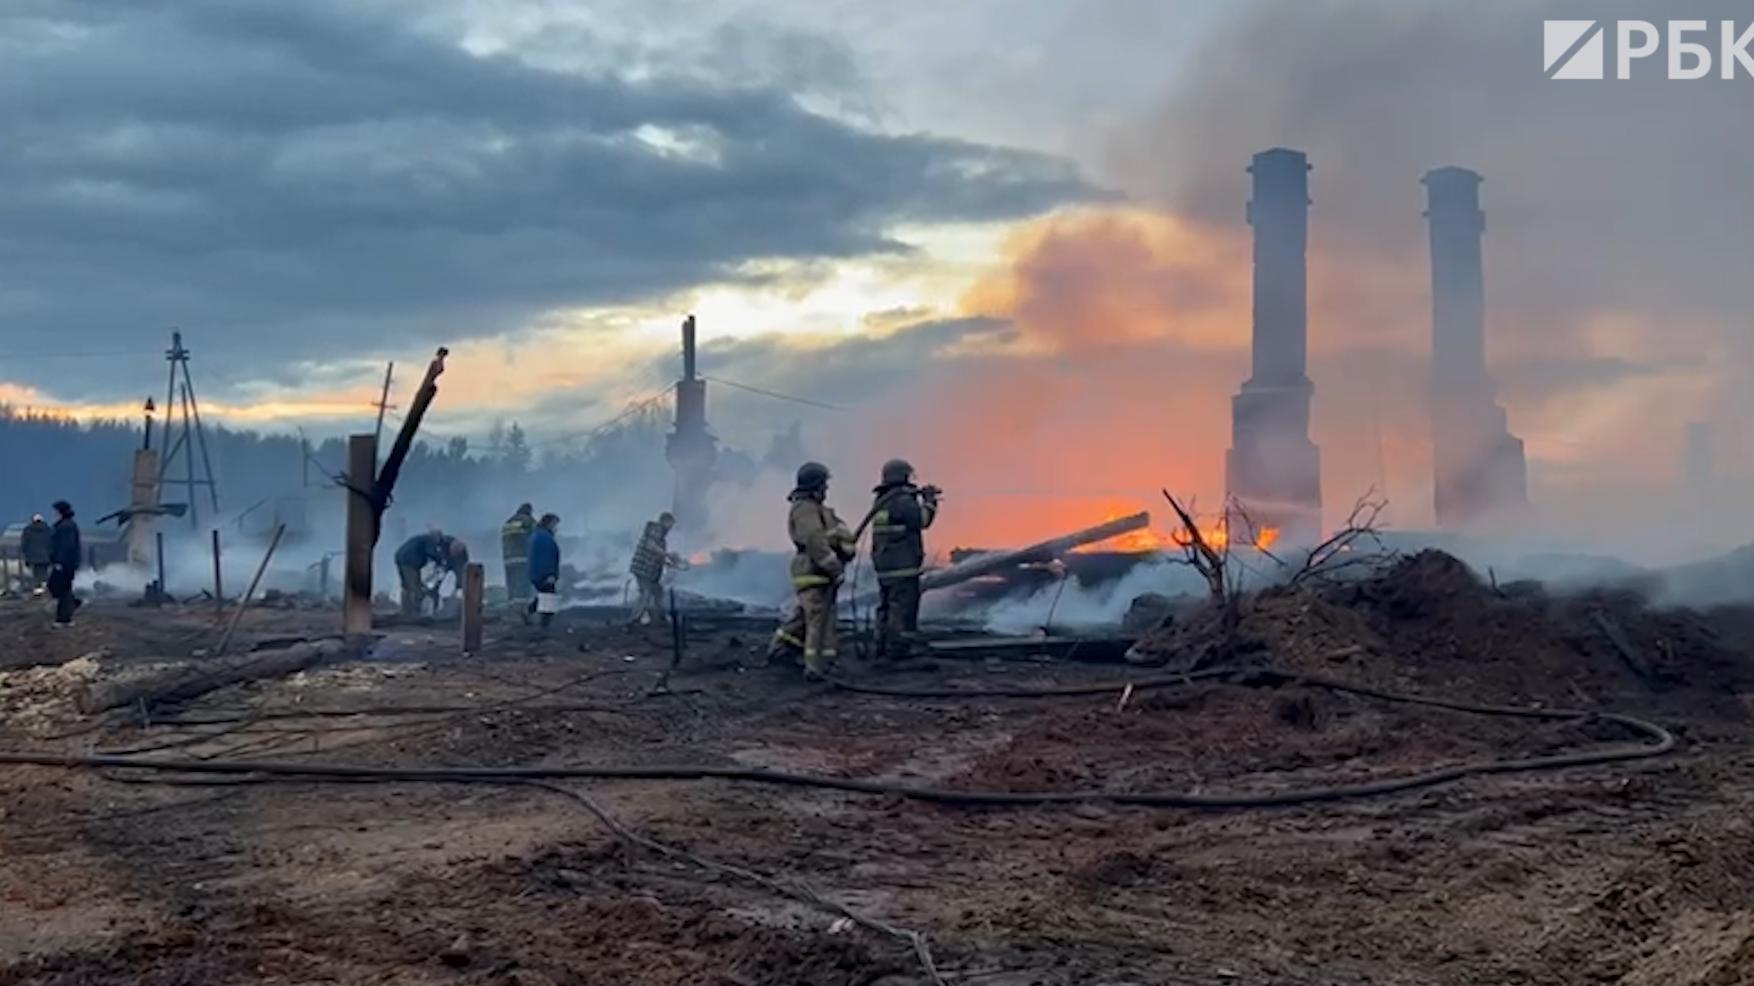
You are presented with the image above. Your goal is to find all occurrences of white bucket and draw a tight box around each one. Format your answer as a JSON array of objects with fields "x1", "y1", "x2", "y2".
[{"x1": 535, "y1": 592, "x2": 560, "y2": 614}]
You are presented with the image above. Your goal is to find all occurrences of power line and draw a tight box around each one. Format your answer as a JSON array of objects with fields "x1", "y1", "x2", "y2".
[
  {"x1": 381, "y1": 387, "x2": 673, "y2": 452},
  {"x1": 702, "y1": 375, "x2": 844, "y2": 411},
  {"x1": 528, "y1": 388, "x2": 674, "y2": 447}
]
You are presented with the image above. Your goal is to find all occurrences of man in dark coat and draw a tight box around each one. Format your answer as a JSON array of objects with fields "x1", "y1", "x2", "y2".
[
  {"x1": 47, "y1": 501, "x2": 81, "y2": 626},
  {"x1": 394, "y1": 530, "x2": 466, "y2": 616},
  {"x1": 20, "y1": 514, "x2": 52, "y2": 595}
]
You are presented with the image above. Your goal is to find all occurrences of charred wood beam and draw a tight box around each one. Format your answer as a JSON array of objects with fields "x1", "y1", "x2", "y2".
[
  {"x1": 79, "y1": 638, "x2": 369, "y2": 714},
  {"x1": 365, "y1": 347, "x2": 447, "y2": 545},
  {"x1": 854, "y1": 511, "x2": 1150, "y2": 603}
]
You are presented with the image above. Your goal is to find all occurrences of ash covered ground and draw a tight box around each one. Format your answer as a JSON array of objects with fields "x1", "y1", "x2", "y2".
[{"x1": 2, "y1": 552, "x2": 1753, "y2": 986}]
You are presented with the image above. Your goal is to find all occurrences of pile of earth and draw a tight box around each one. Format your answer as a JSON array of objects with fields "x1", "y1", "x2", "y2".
[{"x1": 1129, "y1": 550, "x2": 1753, "y2": 718}]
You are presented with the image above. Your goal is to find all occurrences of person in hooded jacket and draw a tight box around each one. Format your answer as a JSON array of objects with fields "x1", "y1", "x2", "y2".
[
  {"x1": 47, "y1": 501, "x2": 81, "y2": 626},
  {"x1": 20, "y1": 513, "x2": 52, "y2": 595}
]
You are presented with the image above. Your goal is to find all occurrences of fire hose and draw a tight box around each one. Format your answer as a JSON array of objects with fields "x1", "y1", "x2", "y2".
[{"x1": 0, "y1": 668, "x2": 1674, "y2": 809}]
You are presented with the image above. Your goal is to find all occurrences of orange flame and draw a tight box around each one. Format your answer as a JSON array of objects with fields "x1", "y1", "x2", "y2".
[{"x1": 1074, "y1": 505, "x2": 1280, "y2": 555}]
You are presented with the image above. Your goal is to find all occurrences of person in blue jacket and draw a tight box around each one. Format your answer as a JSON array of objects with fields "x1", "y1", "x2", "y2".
[{"x1": 526, "y1": 513, "x2": 561, "y2": 629}]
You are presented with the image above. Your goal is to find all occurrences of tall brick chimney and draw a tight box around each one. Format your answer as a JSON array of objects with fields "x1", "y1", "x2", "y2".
[
  {"x1": 1423, "y1": 167, "x2": 1525, "y2": 528},
  {"x1": 1226, "y1": 148, "x2": 1323, "y2": 544}
]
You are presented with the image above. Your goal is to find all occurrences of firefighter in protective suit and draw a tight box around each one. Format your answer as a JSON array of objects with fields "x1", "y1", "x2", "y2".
[
  {"x1": 868, "y1": 458, "x2": 938, "y2": 661},
  {"x1": 501, "y1": 503, "x2": 537, "y2": 602},
  {"x1": 770, "y1": 462, "x2": 856, "y2": 680}
]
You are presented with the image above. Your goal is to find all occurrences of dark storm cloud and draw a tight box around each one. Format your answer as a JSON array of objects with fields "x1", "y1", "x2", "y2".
[{"x1": 0, "y1": 0, "x2": 1091, "y2": 397}]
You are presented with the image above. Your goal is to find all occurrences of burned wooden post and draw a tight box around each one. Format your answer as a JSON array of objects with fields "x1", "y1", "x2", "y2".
[
  {"x1": 342, "y1": 347, "x2": 448, "y2": 638},
  {"x1": 461, "y1": 562, "x2": 484, "y2": 653},
  {"x1": 343, "y1": 435, "x2": 378, "y2": 637},
  {"x1": 216, "y1": 523, "x2": 286, "y2": 657},
  {"x1": 210, "y1": 529, "x2": 223, "y2": 610},
  {"x1": 153, "y1": 531, "x2": 167, "y2": 606}
]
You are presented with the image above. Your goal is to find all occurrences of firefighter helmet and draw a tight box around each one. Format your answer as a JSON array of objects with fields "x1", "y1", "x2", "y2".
[
  {"x1": 880, "y1": 458, "x2": 915, "y2": 485},
  {"x1": 796, "y1": 461, "x2": 831, "y2": 491}
]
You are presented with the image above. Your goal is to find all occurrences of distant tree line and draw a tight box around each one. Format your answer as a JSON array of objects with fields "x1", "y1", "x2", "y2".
[{"x1": 0, "y1": 406, "x2": 675, "y2": 546}]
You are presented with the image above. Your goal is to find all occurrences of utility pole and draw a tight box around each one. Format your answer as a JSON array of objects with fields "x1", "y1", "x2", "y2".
[
  {"x1": 372, "y1": 361, "x2": 395, "y2": 454},
  {"x1": 157, "y1": 330, "x2": 222, "y2": 529}
]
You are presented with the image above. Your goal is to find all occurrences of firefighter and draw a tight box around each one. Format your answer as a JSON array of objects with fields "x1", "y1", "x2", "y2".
[
  {"x1": 770, "y1": 462, "x2": 855, "y2": 680},
  {"x1": 627, "y1": 511, "x2": 684, "y2": 627},
  {"x1": 501, "y1": 503, "x2": 537, "y2": 602},
  {"x1": 868, "y1": 458, "x2": 939, "y2": 661}
]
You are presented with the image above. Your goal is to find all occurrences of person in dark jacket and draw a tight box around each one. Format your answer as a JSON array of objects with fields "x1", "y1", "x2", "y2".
[
  {"x1": 394, "y1": 530, "x2": 466, "y2": 617},
  {"x1": 501, "y1": 503, "x2": 537, "y2": 602},
  {"x1": 526, "y1": 513, "x2": 561, "y2": 629},
  {"x1": 20, "y1": 514, "x2": 52, "y2": 595},
  {"x1": 47, "y1": 501, "x2": 81, "y2": 626},
  {"x1": 867, "y1": 459, "x2": 939, "y2": 661}
]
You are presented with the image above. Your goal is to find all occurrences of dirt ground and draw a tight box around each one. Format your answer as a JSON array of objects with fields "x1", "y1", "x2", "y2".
[{"x1": 3, "y1": 558, "x2": 1754, "y2": 986}]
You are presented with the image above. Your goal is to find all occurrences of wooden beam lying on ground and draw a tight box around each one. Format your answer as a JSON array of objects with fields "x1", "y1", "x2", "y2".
[
  {"x1": 79, "y1": 638, "x2": 369, "y2": 714},
  {"x1": 853, "y1": 511, "x2": 1151, "y2": 605}
]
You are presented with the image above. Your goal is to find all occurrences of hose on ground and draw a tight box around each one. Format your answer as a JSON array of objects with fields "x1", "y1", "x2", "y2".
[{"x1": 0, "y1": 668, "x2": 1676, "y2": 810}]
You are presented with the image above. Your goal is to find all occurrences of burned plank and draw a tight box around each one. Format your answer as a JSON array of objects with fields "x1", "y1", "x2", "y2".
[{"x1": 78, "y1": 638, "x2": 369, "y2": 714}]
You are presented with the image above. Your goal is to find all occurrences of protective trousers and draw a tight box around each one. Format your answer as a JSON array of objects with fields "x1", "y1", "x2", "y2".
[
  {"x1": 773, "y1": 585, "x2": 837, "y2": 674},
  {"x1": 398, "y1": 563, "x2": 426, "y2": 616},
  {"x1": 875, "y1": 575, "x2": 921, "y2": 660},
  {"x1": 504, "y1": 560, "x2": 530, "y2": 601}
]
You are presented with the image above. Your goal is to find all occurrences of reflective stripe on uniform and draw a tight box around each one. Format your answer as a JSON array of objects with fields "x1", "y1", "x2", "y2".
[
  {"x1": 772, "y1": 630, "x2": 804, "y2": 647},
  {"x1": 870, "y1": 525, "x2": 906, "y2": 536},
  {"x1": 792, "y1": 574, "x2": 833, "y2": 587},
  {"x1": 875, "y1": 567, "x2": 920, "y2": 580},
  {"x1": 504, "y1": 555, "x2": 528, "y2": 564}
]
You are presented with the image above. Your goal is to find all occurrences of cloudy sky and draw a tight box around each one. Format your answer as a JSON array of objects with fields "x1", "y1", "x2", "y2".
[{"x1": 4, "y1": 0, "x2": 1752, "y2": 545}]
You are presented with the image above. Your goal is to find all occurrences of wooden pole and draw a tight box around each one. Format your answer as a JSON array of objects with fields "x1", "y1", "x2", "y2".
[
  {"x1": 373, "y1": 362, "x2": 395, "y2": 452},
  {"x1": 369, "y1": 349, "x2": 445, "y2": 545},
  {"x1": 343, "y1": 434, "x2": 378, "y2": 637},
  {"x1": 215, "y1": 524, "x2": 286, "y2": 657},
  {"x1": 154, "y1": 531, "x2": 166, "y2": 605},
  {"x1": 461, "y1": 562, "x2": 484, "y2": 653},
  {"x1": 210, "y1": 529, "x2": 223, "y2": 610}
]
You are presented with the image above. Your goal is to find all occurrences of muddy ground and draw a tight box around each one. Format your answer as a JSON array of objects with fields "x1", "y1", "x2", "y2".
[{"x1": 2, "y1": 558, "x2": 1754, "y2": 985}]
